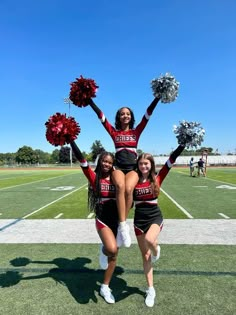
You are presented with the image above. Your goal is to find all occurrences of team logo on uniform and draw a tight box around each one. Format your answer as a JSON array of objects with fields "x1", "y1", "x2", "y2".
[{"x1": 115, "y1": 135, "x2": 136, "y2": 142}]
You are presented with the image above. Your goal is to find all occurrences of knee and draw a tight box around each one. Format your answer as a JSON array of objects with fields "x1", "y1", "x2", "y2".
[
  {"x1": 125, "y1": 185, "x2": 134, "y2": 196},
  {"x1": 145, "y1": 237, "x2": 156, "y2": 249},
  {"x1": 105, "y1": 245, "x2": 118, "y2": 258},
  {"x1": 115, "y1": 182, "x2": 125, "y2": 193},
  {"x1": 143, "y1": 251, "x2": 151, "y2": 263}
]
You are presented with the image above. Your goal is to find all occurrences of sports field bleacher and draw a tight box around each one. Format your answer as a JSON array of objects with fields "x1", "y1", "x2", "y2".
[{"x1": 154, "y1": 155, "x2": 236, "y2": 166}]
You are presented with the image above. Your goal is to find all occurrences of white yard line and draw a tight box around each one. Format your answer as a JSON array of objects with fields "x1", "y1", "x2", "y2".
[
  {"x1": 23, "y1": 184, "x2": 87, "y2": 218},
  {"x1": 0, "y1": 173, "x2": 77, "y2": 190},
  {"x1": 54, "y1": 213, "x2": 63, "y2": 219},
  {"x1": 160, "y1": 188, "x2": 194, "y2": 219},
  {"x1": 218, "y1": 213, "x2": 230, "y2": 219},
  {"x1": 177, "y1": 170, "x2": 236, "y2": 186},
  {"x1": 87, "y1": 212, "x2": 94, "y2": 218}
]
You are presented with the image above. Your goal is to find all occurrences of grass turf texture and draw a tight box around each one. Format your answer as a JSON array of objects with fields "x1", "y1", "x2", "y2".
[
  {"x1": 0, "y1": 167, "x2": 235, "y2": 219},
  {"x1": 0, "y1": 244, "x2": 235, "y2": 315}
]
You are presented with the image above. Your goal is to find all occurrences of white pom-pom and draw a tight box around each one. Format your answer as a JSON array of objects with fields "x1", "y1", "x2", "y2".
[
  {"x1": 151, "y1": 73, "x2": 179, "y2": 103},
  {"x1": 173, "y1": 120, "x2": 205, "y2": 148}
]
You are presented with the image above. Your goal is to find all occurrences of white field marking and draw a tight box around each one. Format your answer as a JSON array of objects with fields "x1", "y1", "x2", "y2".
[
  {"x1": 0, "y1": 177, "x2": 19, "y2": 181},
  {"x1": 216, "y1": 185, "x2": 236, "y2": 190},
  {"x1": 0, "y1": 174, "x2": 78, "y2": 191},
  {"x1": 193, "y1": 186, "x2": 208, "y2": 188},
  {"x1": 55, "y1": 213, "x2": 63, "y2": 219},
  {"x1": 218, "y1": 213, "x2": 230, "y2": 219},
  {"x1": 177, "y1": 170, "x2": 236, "y2": 187},
  {"x1": 0, "y1": 213, "x2": 2, "y2": 215},
  {"x1": 87, "y1": 212, "x2": 94, "y2": 218},
  {"x1": 51, "y1": 186, "x2": 75, "y2": 191},
  {"x1": 160, "y1": 188, "x2": 194, "y2": 219},
  {"x1": 23, "y1": 183, "x2": 87, "y2": 219}
]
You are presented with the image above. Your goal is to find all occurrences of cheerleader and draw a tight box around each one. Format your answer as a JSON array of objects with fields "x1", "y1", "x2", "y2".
[
  {"x1": 71, "y1": 141, "x2": 119, "y2": 304},
  {"x1": 133, "y1": 144, "x2": 186, "y2": 307},
  {"x1": 69, "y1": 73, "x2": 179, "y2": 248},
  {"x1": 88, "y1": 97, "x2": 160, "y2": 247}
]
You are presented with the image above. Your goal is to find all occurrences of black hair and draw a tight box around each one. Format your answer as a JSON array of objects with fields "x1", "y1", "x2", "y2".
[
  {"x1": 88, "y1": 151, "x2": 115, "y2": 212},
  {"x1": 115, "y1": 107, "x2": 135, "y2": 130}
]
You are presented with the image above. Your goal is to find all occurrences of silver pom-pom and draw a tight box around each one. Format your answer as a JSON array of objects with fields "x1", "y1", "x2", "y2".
[
  {"x1": 151, "y1": 73, "x2": 179, "y2": 103},
  {"x1": 173, "y1": 120, "x2": 205, "y2": 148}
]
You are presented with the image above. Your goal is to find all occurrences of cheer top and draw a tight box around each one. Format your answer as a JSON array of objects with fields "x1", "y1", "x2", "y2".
[
  {"x1": 133, "y1": 158, "x2": 173, "y2": 209},
  {"x1": 133, "y1": 144, "x2": 185, "y2": 209},
  {"x1": 97, "y1": 110, "x2": 153, "y2": 171},
  {"x1": 79, "y1": 159, "x2": 116, "y2": 205}
]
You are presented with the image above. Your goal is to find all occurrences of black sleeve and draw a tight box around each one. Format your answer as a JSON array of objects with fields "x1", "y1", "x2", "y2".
[
  {"x1": 147, "y1": 97, "x2": 160, "y2": 115},
  {"x1": 170, "y1": 144, "x2": 185, "y2": 162},
  {"x1": 70, "y1": 141, "x2": 84, "y2": 162},
  {"x1": 89, "y1": 99, "x2": 102, "y2": 117}
]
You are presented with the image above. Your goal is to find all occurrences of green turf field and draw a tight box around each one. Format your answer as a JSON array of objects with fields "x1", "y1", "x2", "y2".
[
  {"x1": 0, "y1": 244, "x2": 235, "y2": 315},
  {"x1": 0, "y1": 167, "x2": 235, "y2": 219},
  {"x1": 0, "y1": 167, "x2": 235, "y2": 314}
]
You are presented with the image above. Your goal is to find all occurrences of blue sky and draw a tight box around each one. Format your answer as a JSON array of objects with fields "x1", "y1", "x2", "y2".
[{"x1": 1, "y1": 0, "x2": 235, "y2": 155}]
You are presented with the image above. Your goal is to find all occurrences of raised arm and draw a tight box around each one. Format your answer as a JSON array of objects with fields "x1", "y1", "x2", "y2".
[
  {"x1": 135, "y1": 97, "x2": 161, "y2": 136},
  {"x1": 169, "y1": 144, "x2": 185, "y2": 164},
  {"x1": 146, "y1": 97, "x2": 160, "y2": 116},
  {"x1": 88, "y1": 99, "x2": 103, "y2": 119},
  {"x1": 70, "y1": 141, "x2": 96, "y2": 187},
  {"x1": 70, "y1": 141, "x2": 85, "y2": 163},
  {"x1": 157, "y1": 144, "x2": 185, "y2": 186}
]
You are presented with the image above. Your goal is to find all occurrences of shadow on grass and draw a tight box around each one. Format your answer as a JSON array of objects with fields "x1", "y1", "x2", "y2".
[{"x1": 0, "y1": 257, "x2": 144, "y2": 304}]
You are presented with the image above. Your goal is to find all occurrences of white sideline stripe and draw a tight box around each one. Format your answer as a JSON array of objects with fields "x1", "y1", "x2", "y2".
[
  {"x1": 160, "y1": 188, "x2": 194, "y2": 219},
  {"x1": 87, "y1": 212, "x2": 94, "y2": 218},
  {"x1": 23, "y1": 184, "x2": 87, "y2": 219},
  {"x1": 218, "y1": 213, "x2": 230, "y2": 219},
  {"x1": 177, "y1": 170, "x2": 236, "y2": 186},
  {"x1": 0, "y1": 173, "x2": 78, "y2": 191},
  {"x1": 55, "y1": 213, "x2": 63, "y2": 219}
]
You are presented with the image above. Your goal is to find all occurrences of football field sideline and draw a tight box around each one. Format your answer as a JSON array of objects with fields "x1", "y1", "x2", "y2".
[{"x1": 0, "y1": 218, "x2": 235, "y2": 245}]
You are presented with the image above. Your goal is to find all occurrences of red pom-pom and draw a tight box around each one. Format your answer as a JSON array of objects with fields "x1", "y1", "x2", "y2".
[
  {"x1": 45, "y1": 113, "x2": 81, "y2": 146},
  {"x1": 69, "y1": 75, "x2": 98, "y2": 107}
]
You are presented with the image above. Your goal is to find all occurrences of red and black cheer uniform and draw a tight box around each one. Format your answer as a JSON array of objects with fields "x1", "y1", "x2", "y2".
[
  {"x1": 90, "y1": 99, "x2": 159, "y2": 173},
  {"x1": 71, "y1": 142, "x2": 119, "y2": 235},
  {"x1": 133, "y1": 145, "x2": 185, "y2": 235}
]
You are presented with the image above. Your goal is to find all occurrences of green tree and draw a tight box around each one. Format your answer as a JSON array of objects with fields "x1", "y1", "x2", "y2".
[
  {"x1": 59, "y1": 146, "x2": 70, "y2": 163},
  {"x1": 0, "y1": 153, "x2": 16, "y2": 165},
  {"x1": 59, "y1": 146, "x2": 77, "y2": 164},
  {"x1": 50, "y1": 149, "x2": 60, "y2": 164},
  {"x1": 15, "y1": 146, "x2": 36, "y2": 164},
  {"x1": 90, "y1": 140, "x2": 105, "y2": 161},
  {"x1": 34, "y1": 149, "x2": 51, "y2": 164}
]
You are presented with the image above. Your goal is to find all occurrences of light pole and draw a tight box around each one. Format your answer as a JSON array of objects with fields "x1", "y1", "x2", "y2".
[{"x1": 64, "y1": 97, "x2": 73, "y2": 168}]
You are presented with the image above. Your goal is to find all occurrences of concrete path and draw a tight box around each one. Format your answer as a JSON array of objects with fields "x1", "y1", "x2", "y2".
[{"x1": 0, "y1": 219, "x2": 235, "y2": 245}]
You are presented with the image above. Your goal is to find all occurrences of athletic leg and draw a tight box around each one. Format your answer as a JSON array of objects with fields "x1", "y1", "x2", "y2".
[
  {"x1": 98, "y1": 227, "x2": 118, "y2": 303},
  {"x1": 111, "y1": 170, "x2": 126, "y2": 222},
  {"x1": 125, "y1": 170, "x2": 139, "y2": 217}
]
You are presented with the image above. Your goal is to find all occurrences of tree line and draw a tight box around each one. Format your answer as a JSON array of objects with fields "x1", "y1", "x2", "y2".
[
  {"x1": 0, "y1": 140, "x2": 220, "y2": 166},
  {"x1": 0, "y1": 140, "x2": 106, "y2": 166}
]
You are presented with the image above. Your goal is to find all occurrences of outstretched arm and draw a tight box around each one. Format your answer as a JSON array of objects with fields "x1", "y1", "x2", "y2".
[
  {"x1": 70, "y1": 141, "x2": 96, "y2": 186},
  {"x1": 157, "y1": 144, "x2": 185, "y2": 186},
  {"x1": 169, "y1": 144, "x2": 185, "y2": 163},
  {"x1": 146, "y1": 97, "x2": 161, "y2": 116},
  {"x1": 135, "y1": 97, "x2": 161, "y2": 136},
  {"x1": 88, "y1": 99, "x2": 103, "y2": 119},
  {"x1": 70, "y1": 141, "x2": 85, "y2": 163}
]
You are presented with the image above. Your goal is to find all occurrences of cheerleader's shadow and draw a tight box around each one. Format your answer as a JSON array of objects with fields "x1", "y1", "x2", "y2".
[
  {"x1": 0, "y1": 257, "x2": 144, "y2": 304},
  {"x1": 111, "y1": 266, "x2": 145, "y2": 302}
]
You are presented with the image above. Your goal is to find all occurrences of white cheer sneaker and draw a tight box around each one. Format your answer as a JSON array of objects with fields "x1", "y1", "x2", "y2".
[
  {"x1": 145, "y1": 287, "x2": 156, "y2": 307},
  {"x1": 100, "y1": 285, "x2": 115, "y2": 304}
]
